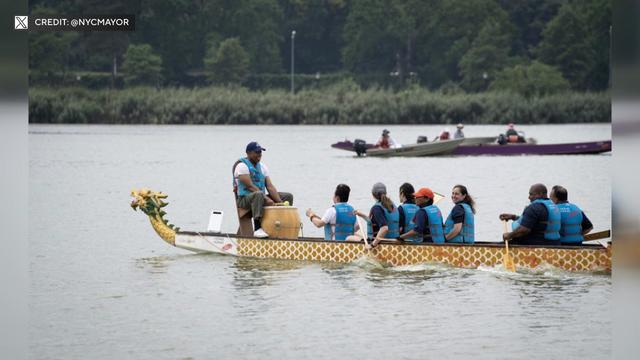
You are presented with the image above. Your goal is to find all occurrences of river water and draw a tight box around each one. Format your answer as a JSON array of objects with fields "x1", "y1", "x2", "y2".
[{"x1": 29, "y1": 123, "x2": 611, "y2": 359}]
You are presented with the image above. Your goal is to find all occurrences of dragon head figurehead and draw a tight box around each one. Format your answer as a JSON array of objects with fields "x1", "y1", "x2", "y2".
[{"x1": 131, "y1": 188, "x2": 179, "y2": 245}]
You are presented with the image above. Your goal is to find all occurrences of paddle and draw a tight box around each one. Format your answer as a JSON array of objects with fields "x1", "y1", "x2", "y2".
[
  {"x1": 502, "y1": 220, "x2": 516, "y2": 272},
  {"x1": 357, "y1": 215, "x2": 371, "y2": 252},
  {"x1": 582, "y1": 229, "x2": 611, "y2": 248}
]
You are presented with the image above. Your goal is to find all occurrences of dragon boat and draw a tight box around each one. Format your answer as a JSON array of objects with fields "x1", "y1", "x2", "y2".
[{"x1": 131, "y1": 189, "x2": 612, "y2": 273}]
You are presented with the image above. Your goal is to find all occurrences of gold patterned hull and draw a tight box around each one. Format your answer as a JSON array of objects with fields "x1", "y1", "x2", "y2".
[{"x1": 175, "y1": 232, "x2": 611, "y2": 273}]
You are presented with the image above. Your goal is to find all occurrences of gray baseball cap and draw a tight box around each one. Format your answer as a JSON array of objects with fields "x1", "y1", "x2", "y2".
[{"x1": 371, "y1": 182, "x2": 387, "y2": 195}]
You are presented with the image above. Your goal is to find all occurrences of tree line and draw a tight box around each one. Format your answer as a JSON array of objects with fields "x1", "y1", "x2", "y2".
[{"x1": 29, "y1": 0, "x2": 610, "y2": 95}]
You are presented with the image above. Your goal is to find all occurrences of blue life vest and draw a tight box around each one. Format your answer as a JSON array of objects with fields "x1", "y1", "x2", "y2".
[
  {"x1": 399, "y1": 202, "x2": 420, "y2": 243},
  {"x1": 235, "y1": 158, "x2": 266, "y2": 197},
  {"x1": 324, "y1": 203, "x2": 356, "y2": 241},
  {"x1": 367, "y1": 202, "x2": 400, "y2": 238},
  {"x1": 424, "y1": 205, "x2": 445, "y2": 244},
  {"x1": 512, "y1": 201, "x2": 562, "y2": 242},
  {"x1": 444, "y1": 203, "x2": 475, "y2": 243},
  {"x1": 556, "y1": 202, "x2": 584, "y2": 244}
]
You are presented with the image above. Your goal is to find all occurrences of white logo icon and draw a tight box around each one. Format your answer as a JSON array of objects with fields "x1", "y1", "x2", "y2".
[{"x1": 15, "y1": 16, "x2": 28, "y2": 30}]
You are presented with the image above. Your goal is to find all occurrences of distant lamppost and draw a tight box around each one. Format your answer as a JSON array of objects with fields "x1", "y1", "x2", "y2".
[
  {"x1": 291, "y1": 30, "x2": 296, "y2": 94},
  {"x1": 482, "y1": 71, "x2": 488, "y2": 89}
]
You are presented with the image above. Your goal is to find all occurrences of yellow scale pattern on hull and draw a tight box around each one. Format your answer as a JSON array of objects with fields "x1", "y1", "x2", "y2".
[{"x1": 236, "y1": 238, "x2": 611, "y2": 272}]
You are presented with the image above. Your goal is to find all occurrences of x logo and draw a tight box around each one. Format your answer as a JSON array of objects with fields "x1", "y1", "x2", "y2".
[{"x1": 15, "y1": 16, "x2": 28, "y2": 30}]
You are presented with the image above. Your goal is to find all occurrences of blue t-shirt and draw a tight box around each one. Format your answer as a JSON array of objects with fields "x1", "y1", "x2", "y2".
[
  {"x1": 514, "y1": 198, "x2": 556, "y2": 245},
  {"x1": 450, "y1": 204, "x2": 465, "y2": 224},
  {"x1": 412, "y1": 208, "x2": 432, "y2": 241},
  {"x1": 369, "y1": 204, "x2": 388, "y2": 236}
]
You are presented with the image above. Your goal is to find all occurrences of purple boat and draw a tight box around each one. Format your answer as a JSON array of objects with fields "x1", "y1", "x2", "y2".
[
  {"x1": 331, "y1": 139, "x2": 611, "y2": 156},
  {"x1": 453, "y1": 140, "x2": 611, "y2": 156}
]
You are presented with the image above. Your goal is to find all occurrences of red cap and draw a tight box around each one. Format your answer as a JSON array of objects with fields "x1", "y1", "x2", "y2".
[{"x1": 414, "y1": 187, "x2": 434, "y2": 199}]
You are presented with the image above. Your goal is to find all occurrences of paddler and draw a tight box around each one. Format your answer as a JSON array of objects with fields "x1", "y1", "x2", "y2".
[
  {"x1": 499, "y1": 183, "x2": 561, "y2": 245},
  {"x1": 550, "y1": 185, "x2": 593, "y2": 245},
  {"x1": 233, "y1": 141, "x2": 293, "y2": 238},
  {"x1": 398, "y1": 187, "x2": 445, "y2": 243},
  {"x1": 305, "y1": 184, "x2": 359, "y2": 241},
  {"x1": 351, "y1": 182, "x2": 400, "y2": 249},
  {"x1": 444, "y1": 184, "x2": 476, "y2": 243},
  {"x1": 397, "y1": 183, "x2": 420, "y2": 243}
]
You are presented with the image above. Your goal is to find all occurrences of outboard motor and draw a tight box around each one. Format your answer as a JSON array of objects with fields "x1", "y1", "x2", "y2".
[
  {"x1": 417, "y1": 136, "x2": 428, "y2": 143},
  {"x1": 353, "y1": 139, "x2": 367, "y2": 157},
  {"x1": 497, "y1": 134, "x2": 507, "y2": 145}
]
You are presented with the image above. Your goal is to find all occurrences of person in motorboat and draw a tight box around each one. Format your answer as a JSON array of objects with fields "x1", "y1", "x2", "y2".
[
  {"x1": 550, "y1": 185, "x2": 593, "y2": 245},
  {"x1": 499, "y1": 183, "x2": 561, "y2": 246},
  {"x1": 349, "y1": 182, "x2": 400, "y2": 249},
  {"x1": 437, "y1": 128, "x2": 451, "y2": 140},
  {"x1": 375, "y1": 129, "x2": 400, "y2": 149},
  {"x1": 233, "y1": 141, "x2": 293, "y2": 238},
  {"x1": 454, "y1": 123, "x2": 465, "y2": 139},
  {"x1": 305, "y1": 184, "x2": 359, "y2": 241},
  {"x1": 397, "y1": 183, "x2": 420, "y2": 243},
  {"x1": 398, "y1": 187, "x2": 445, "y2": 243},
  {"x1": 444, "y1": 185, "x2": 476, "y2": 243}
]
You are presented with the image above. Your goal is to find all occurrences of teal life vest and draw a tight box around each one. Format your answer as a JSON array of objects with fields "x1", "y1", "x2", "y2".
[
  {"x1": 324, "y1": 203, "x2": 356, "y2": 241},
  {"x1": 424, "y1": 205, "x2": 445, "y2": 244},
  {"x1": 235, "y1": 157, "x2": 266, "y2": 197},
  {"x1": 444, "y1": 203, "x2": 475, "y2": 243},
  {"x1": 532, "y1": 199, "x2": 561, "y2": 241},
  {"x1": 399, "y1": 202, "x2": 420, "y2": 243},
  {"x1": 367, "y1": 202, "x2": 400, "y2": 238},
  {"x1": 556, "y1": 202, "x2": 584, "y2": 244}
]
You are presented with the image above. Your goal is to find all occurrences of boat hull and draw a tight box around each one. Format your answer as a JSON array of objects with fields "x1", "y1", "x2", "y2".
[
  {"x1": 453, "y1": 140, "x2": 611, "y2": 156},
  {"x1": 367, "y1": 138, "x2": 464, "y2": 157},
  {"x1": 175, "y1": 232, "x2": 611, "y2": 273}
]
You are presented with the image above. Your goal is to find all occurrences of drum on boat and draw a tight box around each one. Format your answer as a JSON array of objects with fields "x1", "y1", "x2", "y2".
[{"x1": 261, "y1": 206, "x2": 301, "y2": 239}]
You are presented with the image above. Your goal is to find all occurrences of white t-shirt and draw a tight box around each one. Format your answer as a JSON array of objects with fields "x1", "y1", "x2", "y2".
[
  {"x1": 321, "y1": 205, "x2": 359, "y2": 238},
  {"x1": 234, "y1": 161, "x2": 269, "y2": 187}
]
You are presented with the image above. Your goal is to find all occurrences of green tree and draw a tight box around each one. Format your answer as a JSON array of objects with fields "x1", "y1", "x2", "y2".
[
  {"x1": 415, "y1": 0, "x2": 516, "y2": 88},
  {"x1": 489, "y1": 61, "x2": 570, "y2": 97},
  {"x1": 230, "y1": 0, "x2": 283, "y2": 73},
  {"x1": 205, "y1": 38, "x2": 250, "y2": 85},
  {"x1": 29, "y1": 5, "x2": 78, "y2": 83},
  {"x1": 458, "y1": 21, "x2": 512, "y2": 92},
  {"x1": 122, "y1": 44, "x2": 163, "y2": 86},
  {"x1": 497, "y1": 0, "x2": 563, "y2": 58},
  {"x1": 537, "y1": 1, "x2": 595, "y2": 90},
  {"x1": 279, "y1": 0, "x2": 349, "y2": 74}
]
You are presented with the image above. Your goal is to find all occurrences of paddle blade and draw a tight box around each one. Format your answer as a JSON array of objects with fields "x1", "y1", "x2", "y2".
[
  {"x1": 503, "y1": 250, "x2": 516, "y2": 272},
  {"x1": 433, "y1": 192, "x2": 445, "y2": 204}
]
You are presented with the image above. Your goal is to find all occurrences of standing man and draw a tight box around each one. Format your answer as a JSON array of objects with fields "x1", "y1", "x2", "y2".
[
  {"x1": 454, "y1": 123, "x2": 465, "y2": 139},
  {"x1": 305, "y1": 184, "x2": 359, "y2": 241},
  {"x1": 550, "y1": 185, "x2": 593, "y2": 245},
  {"x1": 499, "y1": 183, "x2": 561, "y2": 246},
  {"x1": 233, "y1": 141, "x2": 293, "y2": 238}
]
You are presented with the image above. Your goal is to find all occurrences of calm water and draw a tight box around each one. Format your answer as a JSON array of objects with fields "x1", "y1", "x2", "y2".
[{"x1": 30, "y1": 124, "x2": 611, "y2": 359}]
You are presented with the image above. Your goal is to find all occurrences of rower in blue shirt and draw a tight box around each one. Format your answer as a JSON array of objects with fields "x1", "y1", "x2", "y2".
[
  {"x1": 444, "y1": 184, "x2": 476, "y2": 243},
  {"x1": 550, "y1": 185, "x2": 593, "y2": 245},
  {"x1": 499, "y1": 183, "x2": 561, "y2": 246},
  {"x1": 398, "y1": 183, "x2": 420, "y2": 243},
  {"x1": 352, "y1": 182, "x2": 400, "y2": 249},
  {"x1": 398, "y1": 187, "x2": 445, "y2": 243},
  {"x1": 306, "y1": 184, "x2": 358, "y2": 241}
]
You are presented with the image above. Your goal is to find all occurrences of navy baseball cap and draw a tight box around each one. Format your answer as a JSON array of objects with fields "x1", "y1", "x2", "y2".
[{"x1": 246, "y1": 141, "x2": 266, "y2": 152}]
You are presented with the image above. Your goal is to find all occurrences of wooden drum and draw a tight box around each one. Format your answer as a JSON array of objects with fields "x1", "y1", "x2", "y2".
[{"x1": 261, "y1": 206, "x2": 301, "y2": 239}]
